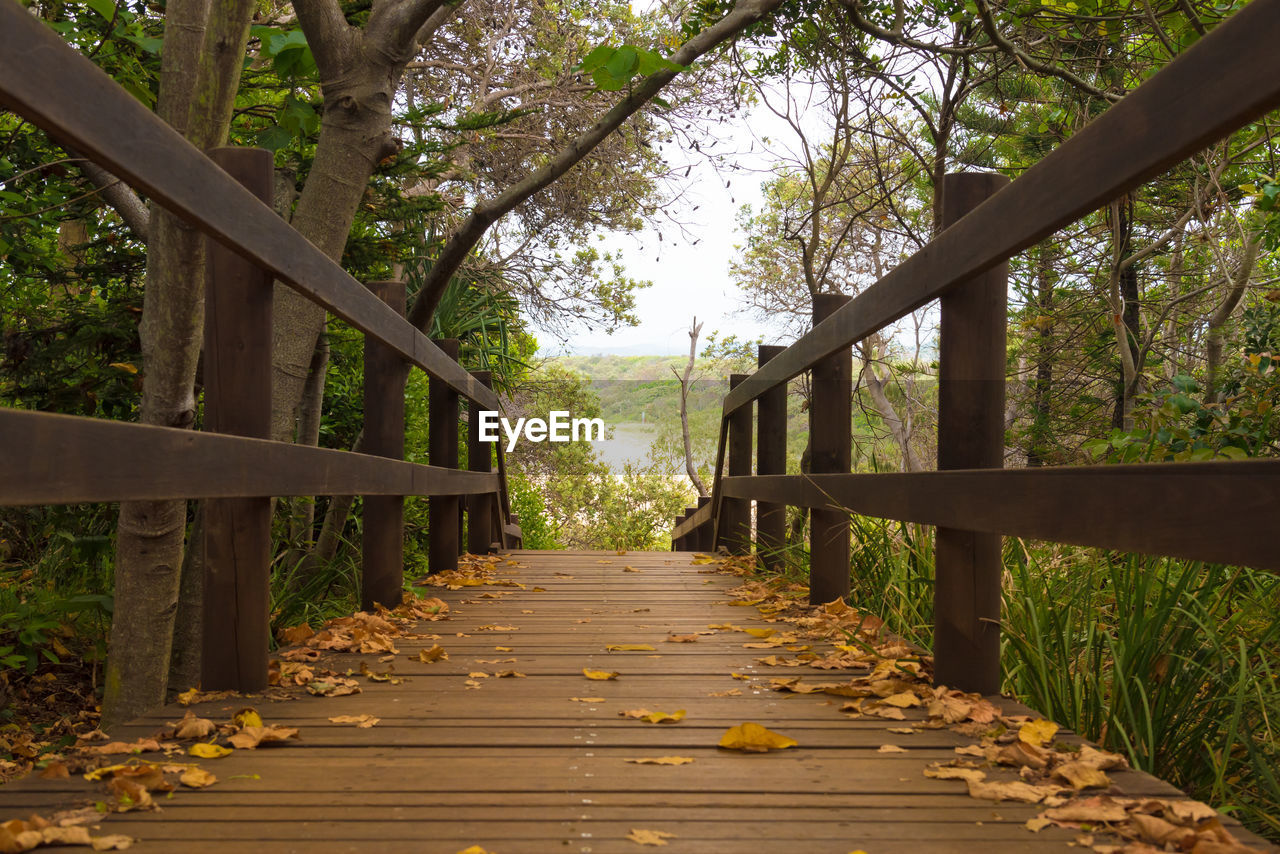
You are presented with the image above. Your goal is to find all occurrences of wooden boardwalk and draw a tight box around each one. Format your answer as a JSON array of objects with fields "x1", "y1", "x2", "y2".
[{"x1": 2, "y1": 550, "x2": 1275, "y2": 853}]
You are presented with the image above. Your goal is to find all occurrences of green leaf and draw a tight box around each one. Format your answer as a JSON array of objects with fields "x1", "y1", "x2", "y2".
[
  {"x1": 604, "y1": 45, "x2": 639, "y2": 81},
  {"x1": 578, "y1": 44, "x2": 614, "y2": 72},
  {"x1": 84, "y1": 0, "x2": 115, "y2": 20},
  {"x1": 256, "y1": 125, "x2": 293, "y2": 152}
]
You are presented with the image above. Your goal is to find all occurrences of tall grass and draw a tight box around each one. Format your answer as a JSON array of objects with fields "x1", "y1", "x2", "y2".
[{"x1": 825, "y1": 515, "x2": 1280, "y2": 841}]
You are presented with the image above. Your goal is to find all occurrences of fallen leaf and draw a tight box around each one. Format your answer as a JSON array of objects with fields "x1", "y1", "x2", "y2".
[
  {"x1": 583, "y1": 669, "x2": 620, "y2": 680},
  {"x1": 743, "y1": 628, "x2": 775, "y2": 638},
  {"x1": 887, "y1": 727, "x2": 917, "y2": 735},
  {"x1": 79, "y1": 739, "x2": 163, "y2": 756},
  {"x1": 625, "y1": 757, "x2": 694, "y2": 765},
  {"x1": 966, "y1": 778, "x2": 1061, "y2": 803},
  {"x1": 188, "y1": 743, "x2": 232, "y2": 759},
  {"x1": 455, "y1": 847, "x2": 496, "y2": 854},
  {"x1": 227, "y1": 725, "x2": 299, "y2": 749},
  {"x1": 1025, "y1": 817, "x2": 1052, "y2": 832},
  {"x1": 38, "y1": 761, "x2": 70, "y2": 779},
  {"x1": 730, "y1": 673, "x2": 750, "y2": 680},
  {"x1": 665, "y1": 633, "x2": 699, "y2": 643},
  {"x1": 619, "y1": 709, "x2": 685, "y2": 724},
  {"x1": 306, "y1": 677, "x2": 361, "y2": 697},
  {"x1": 924, "y1": 762, "x2": 986, "y2": 783},
  {"x1": 278, "y1": 624, "x2": 315, "y2": 644},
  {"x1": 570, "y1": 697, "x2": 606, "y2": 703},
  {"x1": 233, "y1": 707, "x2": 264, "y2": 729},
  {"x1": 1041, "y1": 796, "x2": 1129, "y2": 823},
  {"x1": 172, "y1": 710, "x2": 217, "y2": 739},
  {"x1": 179, "y1": 767, "x2": 217, "y2": 788},
  {"x1": 623, "y1": 566, "x2": 642, "y2": 573},
  {"x1": 606, "y1": 644, "x2": 656, "y2": 652},
  {"x1": 475, "y1": 625, "x2": 519, "y2": 632},
  {"x1": 1018, "y1": 718, "x2": 1059, "y2": 748},
  {"x1": 1052, "y1": 760, "x2": 1111, "y2": 790},
  {"x1": 718, "y1": 722, "x2": 798, "y2": 753},
  {"x1": 626, "y1": 828, "x2": 676, "y2": 846},
  {"x1": 90, "y1": 833, "x2": 135, "y2": 850},
  {"x1": 708, "y1": 689, "x2": 742, "y2": 697},
  {"x1": 495, "y1": 646, "x2": 514, "y2": 652},
  {"x1": 329, "y1": 714, "x2": 380, "y2": 728},
  {"x1": 879, "y1": 691, "x2": 922, "y2": 708},
  {"x1": 106, "y1": 777, "x2": 154, "y2": 812},
  {"x1": 494, "y1": 670, "x2": 526, "y2": 678},
  {"x1": 417, "y1": 645, "x2": 448, "y2": 663},
  {"x1": 1130, "y1": 813, "x2": 1195, "y2": 847},
  {"x1": 877, "y1": 744, "x2": 906, "y2": 753}
]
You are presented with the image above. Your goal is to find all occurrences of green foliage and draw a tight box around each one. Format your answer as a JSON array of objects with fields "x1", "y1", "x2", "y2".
[
  {"x1": 576, "y1": 43, "x2": 684, "y2": 92},
  {"x1": 508, "y1": 474, "x2": 560, "y2": 550}
]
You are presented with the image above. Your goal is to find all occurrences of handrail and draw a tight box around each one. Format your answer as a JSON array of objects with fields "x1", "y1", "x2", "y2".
[
  {"x1": 672, "y1": 0, "x2": 1280, "y2": 696},
  {"x1": 0, "y1": 2, "x2": 498, "y2": 412}
]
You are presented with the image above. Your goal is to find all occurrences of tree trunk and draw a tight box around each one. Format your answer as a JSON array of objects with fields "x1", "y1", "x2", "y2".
[
  {"x1": 678, "y1": 318, "x2": 709, "y2": 497},
  {"x1": 286, "y1": 333, "x2": 331, "y2": 562},
  {"x1": 1206, "y1": 232, "x2": 1261, "y2": 403},
  {"x1": 103, "y1": 0, "x2": 257, "y2": 730}
]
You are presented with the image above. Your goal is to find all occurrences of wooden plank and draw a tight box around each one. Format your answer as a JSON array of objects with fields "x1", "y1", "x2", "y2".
[
  {"x1": 672, "y1": 501, "x2": 712, "y2": 540},
  {"x1": 0, "y1": 6, "x2": 498, "y2": 411},
  {"x1": 363, "y1": 280, "x2": 409, "y2": 610},
  {"x1": 718, "y1": 374, "x2": 752, "y2": 552},
  {"x1": 755, "y1": 345, "x2": 787, "y2": 572},
  {"x1": 466, "y1": 370, "x2": 496, "y2": 554},
  {"x1": 718, "y1": 462, "x2": 1280, "y2": 570},
  {"x1": 809, "y1": 293, "x2": 851, "y2": 605},
  {"x1": 934, "y1": 173, "x2": 1009, "y2": 695},
  {"x1": 0, "y1": 410, "x2": 500, "y2": 505},
  {"x1": 429, "y1": 339, "x2": 461, "y2": 574},
  {"x1": 200, "y1": 147, "x2": 274, "y2": 693},
  {"x1": 721, "y1": 0, "x2": 1280, "y2": 417}
]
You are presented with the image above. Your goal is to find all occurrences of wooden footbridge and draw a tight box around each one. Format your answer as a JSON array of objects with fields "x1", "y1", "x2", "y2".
[{"x1": 2, "y1": 0, "x2": 1280, "y2": 851}]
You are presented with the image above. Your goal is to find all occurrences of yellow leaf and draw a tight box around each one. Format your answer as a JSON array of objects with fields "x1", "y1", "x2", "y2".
[
  {"x1": 495, "y1": 646, "x2": 514, "y2": 652},
  {"x1": 879, "y1": 691, "x2": 921, "y2": 708},
  {"x1": 179, "y1": 767, "x2": 217, "y2": 788},
  {"x1": 743, "y1": 628, "x2": 775, "y2": 638},
  {"x1": 176, "y1": 688, "x2": 201, "y2": 706},
  {"x1": 570, "y1": 697, "x2": 606, "y2": 703},
  {"x1": 583, "y1": 669, "x2": 619, "y2": 680},
  {"x1": 665, "y1": 633, "x2": 698, "y2": 643},
  {"x1": 1052, "y1": 760, "x2": 1111, "y2": 790},
  {"x1": 417, "y1": 644, "x2": 447, "y2": 663},
  {"x1": 1018, "y1": 718, "x2": 1060, "y2": 748},
  {"x1": 227, "y1": 725, "x2": 299, "y2": 749},
  {"x1": 626, "y1": 827, "x2": 676, "y2": 846},
  {"x1": 494, "y1": 670, "x2": 526, "y2": 678},
  {"x1": 718, "y1": 722, "x2": 798, "y2": 753},
  {"x1": 623, "y1": 566, "x2": 642, "y2": 573},
  {"x1": 233, "y1": 707, "x2": 263, "y2": 729},
  {"x1": 619, "y1": 709, "x2": 685, "y2": 724},
  {"x1": 455, "y1": 847, "x2": 496, "y2": 854},
  {"x1": 108, "y1": 362, "x2": 138, "y2": 374},
  {"x1": 730, "y1": 673, "x2": 749, "y2": 680},
  {"x1": 606, "y1": 644, "x2": 656, "y2": 652},
  {"x1": 625, "y1": 757, "x2": 694, "y2": 765},
  {"x1": 188, "y1": 743, "x2": 231, "y2": 759}
]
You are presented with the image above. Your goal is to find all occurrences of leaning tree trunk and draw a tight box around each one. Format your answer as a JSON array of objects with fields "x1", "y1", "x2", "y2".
[{"x1": 103, "y1": 0, "x2": 257, "y2": 729}]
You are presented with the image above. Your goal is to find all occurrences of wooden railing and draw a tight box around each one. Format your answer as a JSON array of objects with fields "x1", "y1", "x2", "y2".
[
  {"x1": 0, "y1": 5, "x2": 521, "y2": 692},
  {"x1": 671, "y1": 0, "x2": 1280, "y2": 695}
]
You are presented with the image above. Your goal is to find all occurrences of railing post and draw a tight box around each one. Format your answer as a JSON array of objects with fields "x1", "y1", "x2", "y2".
[
  {"x1": 809, "y1": 292, "x2": 852, "y2": 605},
  {"x1": 933, "y1": 172, "x2": 1010, "y2": 695},
  {"x1": 756, "y1": 345, "x2": 787, "y2": 572},
  {"x1": 696, "y1": 495, "x2": 712, "y2": 552},
  {"x1": 201, "y1": 147, "x2": 273, "y2": 692},
  {"x1": 361, "y1": 280, "x2": 407, "y2": 610},
  {"x1": 718, "y1": 374, "x2": 753, "y2": 553},
  {"x1": 467, "y1": 370, "x2": 495, "y2": 555},
  {"x1": 429, "y1": 339, "x2": 461, "y2": 574},
  {"x1": 674, "y1": 509, "x2": 690, "y2": 551}
]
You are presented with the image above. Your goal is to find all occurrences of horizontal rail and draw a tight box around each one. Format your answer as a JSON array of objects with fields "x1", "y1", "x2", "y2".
[
  {"x1": 671, "y1": 501, "x2": 713, "y2": 540},
  {"x1": 723, "y1": 0, "x2": 1280, "y2": 416},
  {"x1": 720, "y1": 461, "x2": 1280, "y2": 571},
  {"x1": 0, "y1": 5, "x2": 498, "y2": 412},
  {"x1": 0, "y1": 410, "x2": 499, "y2": 504}
]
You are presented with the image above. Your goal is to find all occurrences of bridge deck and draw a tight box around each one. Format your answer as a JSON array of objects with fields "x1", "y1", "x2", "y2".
[{"x1": 1, "y1": 550, "x2": 1273, "y2": 853}]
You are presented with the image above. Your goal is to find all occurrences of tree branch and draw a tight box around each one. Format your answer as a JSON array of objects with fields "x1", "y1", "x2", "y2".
[
  {"x1": 70, "y1": 153, "x2": 151, "y2": 241},
  {"x1": 406, "y1": 0, "x2": 787, "y2": 331}
]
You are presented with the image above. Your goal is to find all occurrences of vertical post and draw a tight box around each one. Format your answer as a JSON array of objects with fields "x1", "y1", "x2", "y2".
[
  {"x1": 429, "y1": 339, "x2": 461, "y2": 574},
  {"x1": 361, "y1": 280, "x2": 407, "y2": 610},
  {"x1": 674, "y1": 510, "x2": 690, "y2": 551},
  {"x1": 696, "y1": 495, "x2": 712, "y2": 552},
  {"x1": 201, "y1": 147, "x2": 273, "y2": 692},
  {"x1": 467, "y1": 371, "x2": 495, "y2": 555},
  {"x1": 934, "y1": 171, "x2": 1010, "y2": 695},
  {"x1": 809, "y1": 292, "x2": 852, "y2": 605},
  {"x1": 718, "y1": 374, "x2": 753, "y2": 553},
  {"x1": 756, "y1": 345, "x2": 787, "y2": 572}
]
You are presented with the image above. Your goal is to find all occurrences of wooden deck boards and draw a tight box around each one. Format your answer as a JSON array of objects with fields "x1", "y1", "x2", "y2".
[{"x1": 2, "y1": 550, "x2": 1275, "y2": 853}]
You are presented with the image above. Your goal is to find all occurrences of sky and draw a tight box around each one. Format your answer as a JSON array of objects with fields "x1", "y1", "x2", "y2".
[{"x1": 530, "y1": 139, "x2": 780, "y2": 357}]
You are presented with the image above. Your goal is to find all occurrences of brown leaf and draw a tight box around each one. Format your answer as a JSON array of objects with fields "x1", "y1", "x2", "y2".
[
  {"x1": 227, "y1": 726, "x2": 299, "y2": 750},
  {"x1": 569, "y1": 697, "x2": 606, "y2": 703},
  {"x1": 606, "y1": 644, "x2": 656, "y2": 652},
  {"x1": 80, "y1": 739, "x2": 163, "y2": 756},
  {"x1": 1131, "y1": 813, "x2": 1196, "y2": 847},
  {"x1": 306, "y1": 677, "x2": 361, "y2": 697},
  {"x1": 494, "y1": 670, "x2": 526, "y2": 678},
  {"x1": 278, "y1": 624, "x2": 315, "y2": 645},
  {"x1": 172, "y1": 710, "x2": 218, "y2": 740},
  {"x1": 328, "y1": 715, "x2": 379, "y2": 728},
  {"x1": 38, "y1": 761, "x2": 70, "y2": 779},
  {"x1": 665, "y1": 633, "x2": 698, "y2": 643},
  {"x1": 966, "y1": 778, "x2": 1061, "y2": 803},
  {"x1": 924, "y1": 761, "x2": 986, "y2": 783},
  {"x1": 1041, "y1": 796, "x2": 1130, "y2": 823},
  {"x1": 619, "y1": 709, "x2": 685, "y2": 724},
  {"x1": 417, "y1": 645, "x2": 448, "y2": 663},
  {"x1": 179, "y1": 767, "x2": 217, "y2": 788},
  {"x1": 877, "y1": 744, "x2": 907, "y2": 753},
  {"x1": 995, "y1": 740, "x2": 1050, "y2": 770},
  {"x1": 625, "y1": 757, "x2": 694, "y2": 765},
  {"x1": 106, "y1": 777, "x2": 154, "y2": 812}
]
